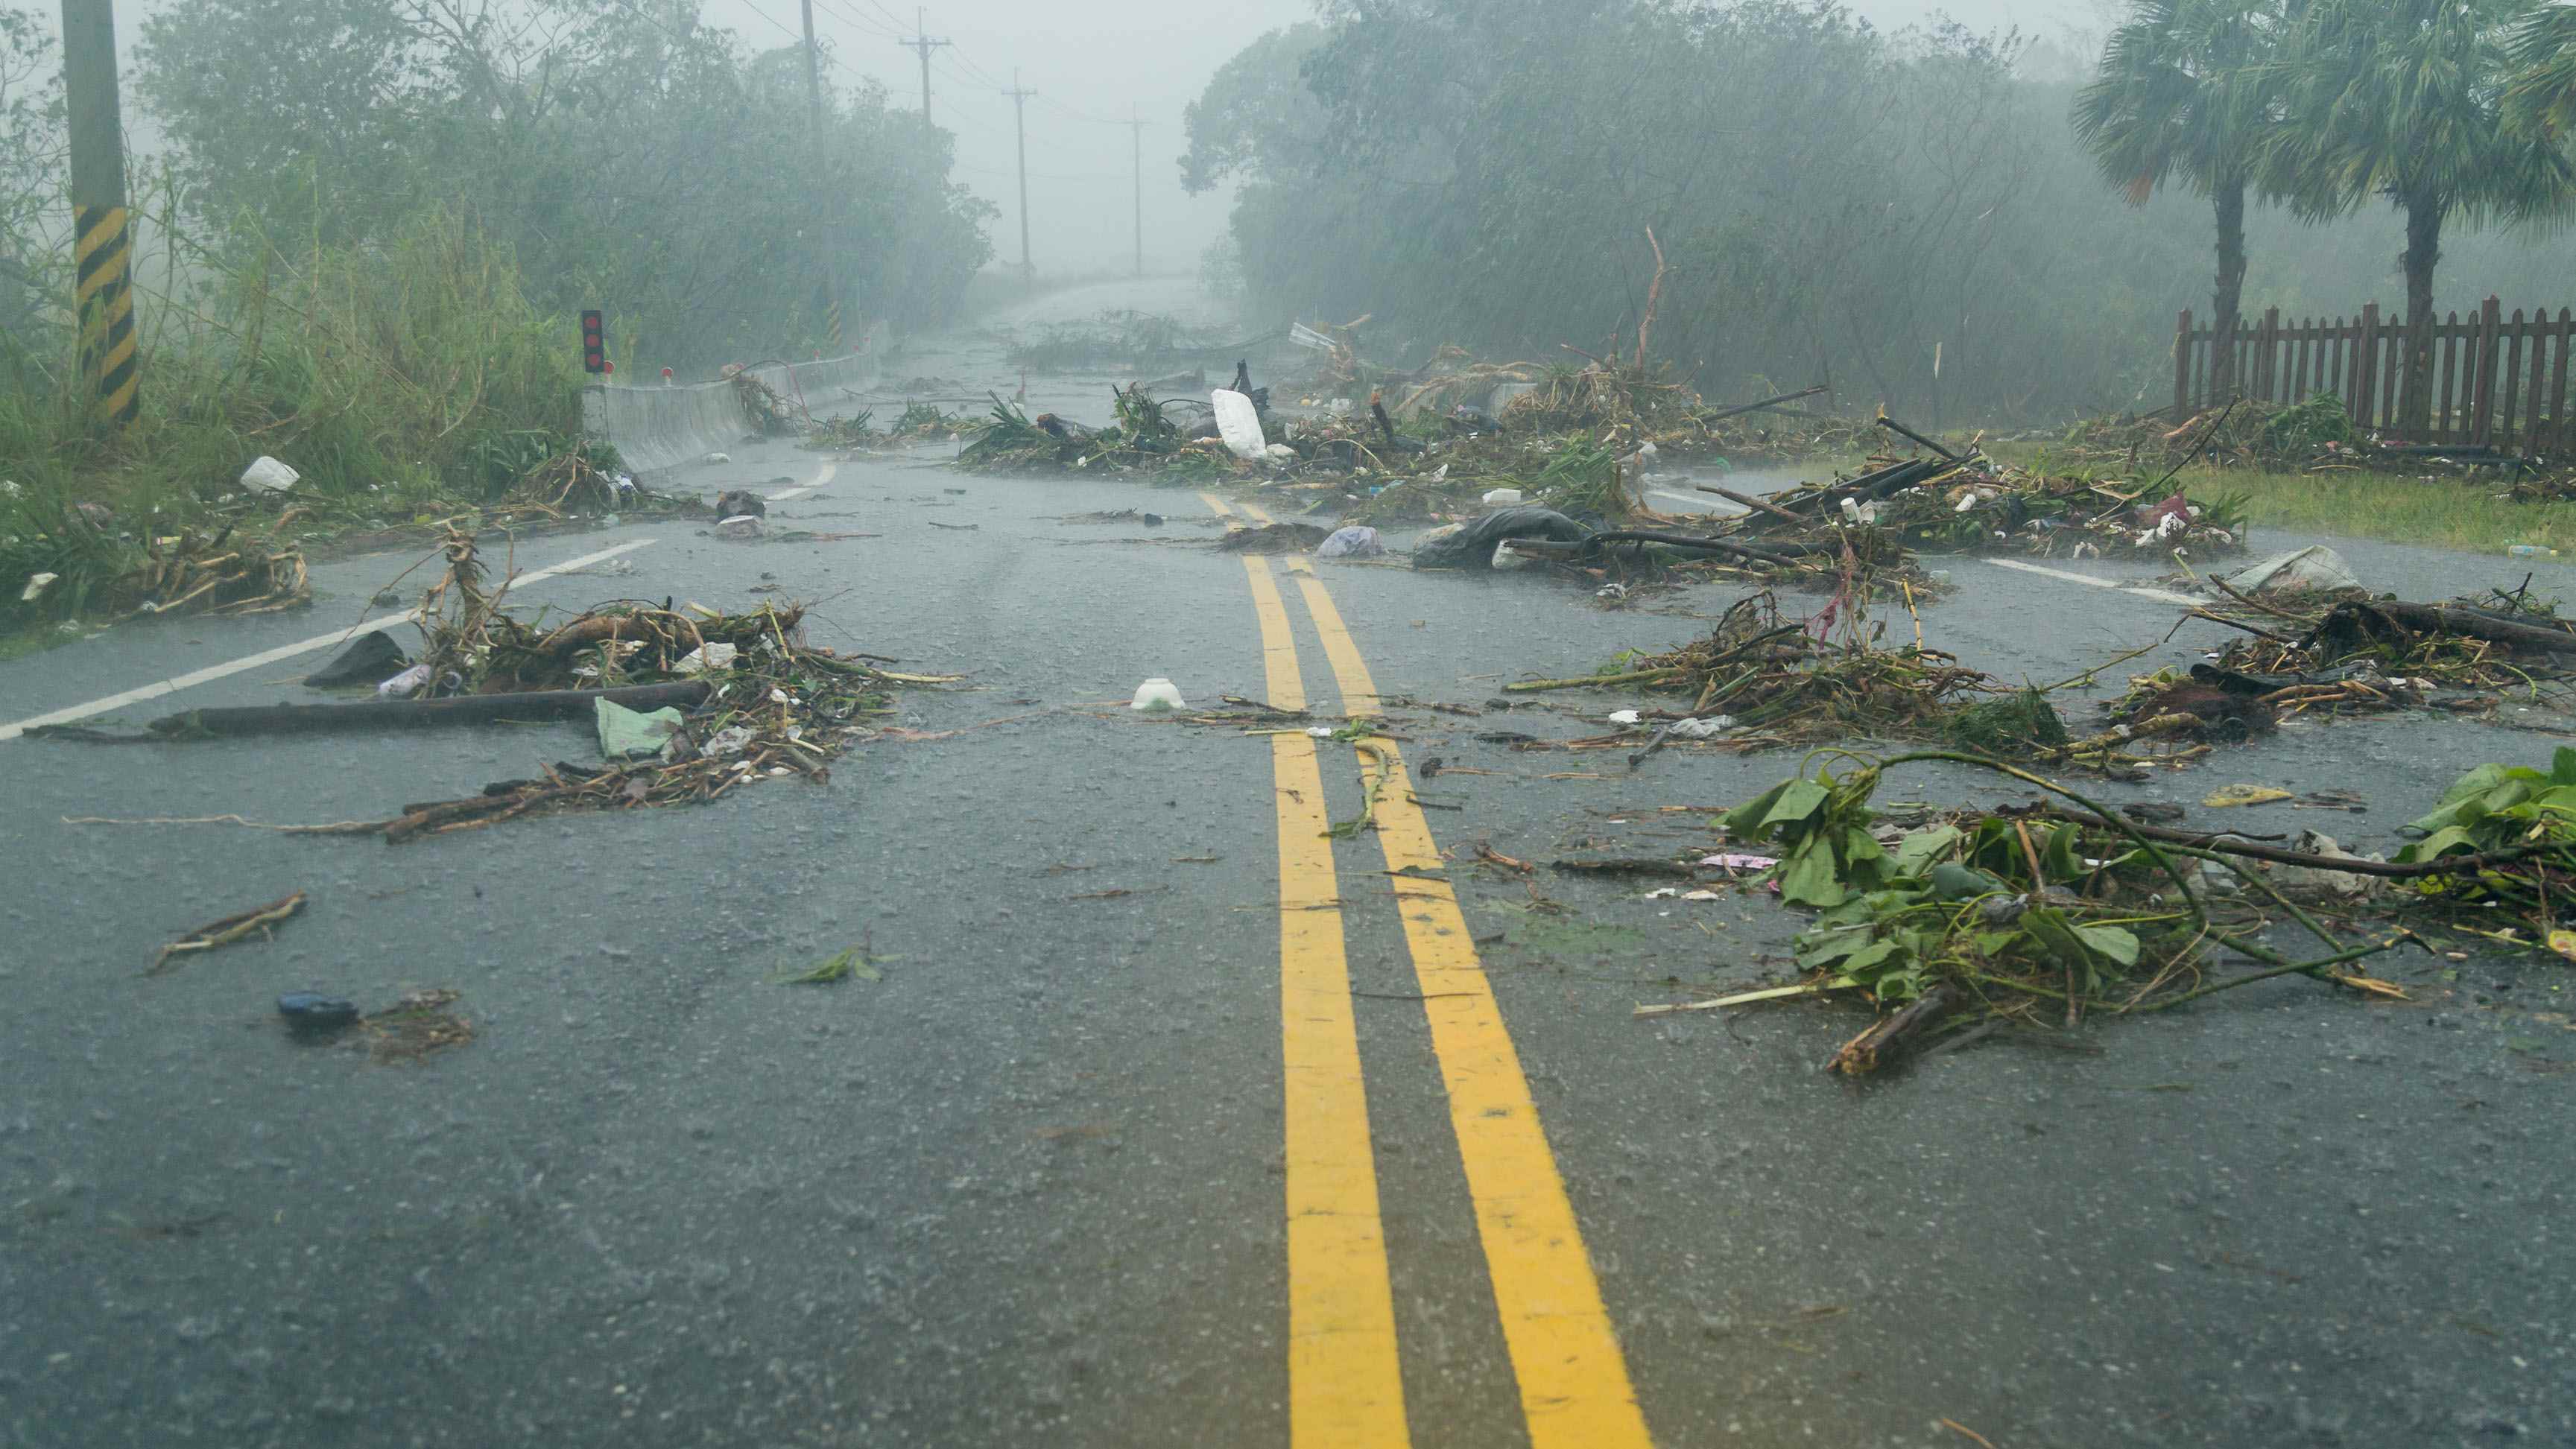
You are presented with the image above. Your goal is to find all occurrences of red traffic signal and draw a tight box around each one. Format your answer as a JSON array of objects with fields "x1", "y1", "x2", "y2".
[{"x1": 580, "y1": 309, "x2": 605, "y2": 374}]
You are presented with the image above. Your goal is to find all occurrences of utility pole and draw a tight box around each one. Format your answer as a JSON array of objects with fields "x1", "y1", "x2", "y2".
[
  {"x1": 896, "y1": 8, "x2": 949, "y2": 130},
  {"x1": 1124, "y1": 108, "x2": 1150, "y2": 279},
  {"x1": 1004, "y1": 71, "x2": 1036, "y2": 292},
  {"x1": 61, "y1": 0, "x2": 138, "y2": 430},
  {"x1": 798, "y1": 0, "x2": 821, "y2": 118}
]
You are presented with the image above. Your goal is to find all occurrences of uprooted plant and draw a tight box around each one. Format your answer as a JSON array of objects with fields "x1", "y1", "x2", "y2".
[{"x1": 1697, "y1": 750, "x2": 2425, "y2": 1074}]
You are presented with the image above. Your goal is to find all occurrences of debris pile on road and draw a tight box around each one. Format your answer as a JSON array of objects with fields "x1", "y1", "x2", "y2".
[
  {"x1": 2130, "y1": 582, "x2": 2576, "y2": 731},
  {"x1": 731, "y1": 366, "x2": 805, "y2": 434},
  {"x1": 104, "y1": 527, "x2": 313, "y2": 620},
  {"x1": 1216, "y1": 521, "x2": 1332, "y2": 554},
  {"x1": 1660, "y1": 752, "x2": 2422, "y2": 1074},
  {"x1": 1504, "y1": 591, "x2": 1996, "y2": 747},
  {"x1": 43, "y1": 533, "x2": 956, "y2": 839},
  {"x1": 1709, "y1": 422, "x2": 2251, "y2": 560}
]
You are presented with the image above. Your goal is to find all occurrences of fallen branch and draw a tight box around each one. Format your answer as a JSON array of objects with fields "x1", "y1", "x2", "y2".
[
  {"x1": 150, "y1": 891, "x2": 306, "y2": 975},
  {"x1": 145, "y1": 682, "x2": 712, "y2": 738}
]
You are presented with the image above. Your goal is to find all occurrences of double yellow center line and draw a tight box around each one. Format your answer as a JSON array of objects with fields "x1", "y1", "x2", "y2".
[{"x1": 1213, "y1": 495, "x2": 1653, "y2": 1448}]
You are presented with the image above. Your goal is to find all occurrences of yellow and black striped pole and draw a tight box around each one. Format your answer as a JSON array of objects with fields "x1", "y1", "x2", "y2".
[
  {"x1": 75, "y1": 206, "x2": 138, "y2": 428},
  {"x1": 63, "y1": 0, "x2": 139, "y2": 431}
]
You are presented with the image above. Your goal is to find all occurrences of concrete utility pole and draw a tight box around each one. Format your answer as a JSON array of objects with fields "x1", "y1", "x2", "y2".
[
  {"x1": 896, "y1": 8, "x2": 949, "y2": 130},
  {"x1": 1004, "y1": 71, "x2": 1037, "y2": 292},
  {"x1": 1124, "y1": 110, "x2": 1150, "y2": 279},
  {"x1": 798, "y1": 0, "x2": 822, "y2": 118},
  {"x1": 61, "y1": 0, "x2": 137, "y2": 429}
]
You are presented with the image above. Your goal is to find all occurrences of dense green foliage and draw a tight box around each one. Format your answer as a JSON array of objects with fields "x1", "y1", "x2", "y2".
[
  {"x1": 131, "y1": 0, "x2": 993, "y2": 370},
  {"x1": 1186, "y1": 0, "x2": 2576, "y2": 425}
]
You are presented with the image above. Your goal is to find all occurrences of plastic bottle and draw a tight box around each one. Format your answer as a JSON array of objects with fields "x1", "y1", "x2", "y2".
[{"x1": 2507, "y1": 544, "x2": 2560, "y2": 558}]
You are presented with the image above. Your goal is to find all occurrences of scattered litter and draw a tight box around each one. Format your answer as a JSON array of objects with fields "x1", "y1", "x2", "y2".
[
  {"x1": 1700, "y1": 853, "x2": 1779, "y2": 872},
  {"x1": 1217, "y1": 521, "x2": 1330, "y2": 554},
  {"x1": 1481, "y1": 487, "x2": 1526, "y2": 506},
  {"x1": 715, "y1": 489, "x2": 768, "y2": 518},
  {"x1": 714, "y1": 515, "x2": 765, "y2": 539},
  {"x1": 1667, "y1": 716, "x2": 1732, "y2": 739},
  {"x1": 1315, "y1": 525, "x2": 1384, "y2": 559},
  {"x1": 238, "y1": 455, "x2": 300, "y2": 492},
  {"x1": 2203, "y1": 784, "x2": 2293, "y2": 808},
  {"x1": 1608, "y1": 709, "x2": 1643, "y2": 726},
  {"x1": 1414, "y1": 506, "x2": 1592, "y2": 571},
  {"x1": 1211, "y1": 387, "x2": 1268, "y2": 460},
  {"x1": 276, "y1": 992, "x2": 361, "y2": 1036},
  {"x1": 1132, "y1": 677, "x2": 1187, "y2": 713},
  {"x1": 595, "y1": 697, "x2": 686, "y2": 760},
  {"x1": 303, "y1": 630, "x2": 408, "y2": 689},
  {"x1": 675, "y1": 642, "x2": 738, "y2": 675},
  {"x1": 360, "y1": 989, "x2": 472, "y2": 1062},
  {"x1": 703, "y1": 724, "x2": 757, "y2": 757},
  {"x1": 779, "y1": 944, "x2": 883, "y2": 985},
  {"x1": 2224, "y1": 545, "x2": 2361, "y2": 597},
  {"x1": 376, "y1": 662, "x2": 434, "y2": 699},
  {"x1": 2270, "y1": 831, "x2": 2382, "y2": 899},
  {"x1": 19, "y1": 571, "x2": 56, "y2": 602},
  {"x1": 151, "y1": 891, "x2": 306, "y2": 975},
  {"x1": 703, "y1": 451, "x2": 732, "y2": 464}
]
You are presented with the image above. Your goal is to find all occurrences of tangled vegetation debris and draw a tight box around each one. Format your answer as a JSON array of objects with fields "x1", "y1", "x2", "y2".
[
  {"x1": 1688, "y1": 752, "x2": 2422, "y2": 1075},
  {"x1": 2117, "y1": 586, "x2": 2576, "y2": 735},
  {"x1": 1720, "y1": 425, "x2": 2250, "y2": 561},
  {"x1": 1507, "y1": 591, "x2": 1996, "y2": 746}
]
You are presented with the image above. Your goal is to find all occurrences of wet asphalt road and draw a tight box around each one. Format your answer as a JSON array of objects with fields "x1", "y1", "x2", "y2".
[{"x1": 4, "y1": 286, "x2": 2574, "y2": 1448}]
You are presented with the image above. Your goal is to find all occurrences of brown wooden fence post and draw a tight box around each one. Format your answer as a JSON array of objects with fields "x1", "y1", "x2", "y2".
[
  {"x1": 2355, "y1": 303, "x2": 2379, "y2": 428},
  {"x1": 2173, "y1": 309, "x2": 2192, "y2": 416},
  {"x1": 2260, "y1": 306, "x2": 2280, "y2": 402},
  {"x1": 2472, "y1": 296, "x2": 2501, "y2": 446}
]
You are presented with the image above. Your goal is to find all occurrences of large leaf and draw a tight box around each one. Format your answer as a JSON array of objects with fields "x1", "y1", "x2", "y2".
[
  {"x1": 1778, "y1": 840, "x2": 1846, "y2": 907},
  {"x1": 1893, "y1": 825, "x2": 1963, "y2": 878},
  {"x1": 1761, "y1": 779, "x2": 1830, "y2": 830},
  {"x1": 2073, "y1": 924, "x2": 2140, "y2": 968},
  {"x1": 2395, "y1": 824, "x2": 2481, "y2": 863}
]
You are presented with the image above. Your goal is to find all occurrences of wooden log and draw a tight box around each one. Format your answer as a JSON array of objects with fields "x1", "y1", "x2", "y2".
[{"x1": 151, "y1": 682, "x2": 712, "y2": 738}]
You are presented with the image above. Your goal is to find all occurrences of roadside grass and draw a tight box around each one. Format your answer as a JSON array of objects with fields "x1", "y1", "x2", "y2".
[
  {"x1": 2, "y1": 212, "x2": 595, "y2": 647},
  {"x1": 1981, "y1": 440, "x2": 2567, "y2": 556}
]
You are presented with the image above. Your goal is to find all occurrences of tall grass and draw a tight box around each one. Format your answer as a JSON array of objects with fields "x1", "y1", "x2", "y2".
[{"x1": 2, "y1": 211, "x2": 584, "y2": 627}]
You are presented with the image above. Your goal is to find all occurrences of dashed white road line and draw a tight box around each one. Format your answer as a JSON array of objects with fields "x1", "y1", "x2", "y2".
[
  {"x1": 0, "y1": 539, "x2": 657, "y2": 743},
  {"x1": 765, "y1": 460, "x2": 837, "y2": 504},
  {"x1": 1981, "y1": 556, "x2": 2203, "y2": 607}
]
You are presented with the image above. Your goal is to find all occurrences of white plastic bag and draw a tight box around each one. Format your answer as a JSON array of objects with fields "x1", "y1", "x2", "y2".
[
  {"x1": 1130, "y1": 677, "x2": 1187, "y2": 712},
  {"x1": 1482, "y1": 487, "x2": 1525, "y2": 506},
  {"x1": 1316, "y1": 525, "x2": 1383, "y2": 559},
  {"x1": 1209, "y1": 389, "x2": 1267, "y2": 461},
  {"x1": 239, "y1": 456, "x2": 300, "y2": 492}
]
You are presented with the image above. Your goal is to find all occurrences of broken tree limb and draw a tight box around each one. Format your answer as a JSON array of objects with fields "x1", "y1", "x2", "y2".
[
  {"x1": 1829, "y1": 982, "x2": 1962, "y2": 1074},
  {"x1": 149, "y1": 682, "x2": 712, "y2": 738},
  {"x1": 2036, "y1": 808, "x2": 2544, "y2": 878},
  {"x1": 1873, "y1": 414, "x2": 1966, "y2": 463},
  {"x1": 1695, "y1": 384, "x2": 1829, "y2": 426},
  {"x1": 1696, "y1": 483, "x2": 1808, "y2": 525},
  {"x1": 150, "y1": 891, "x2": 307, "y2": 975},
  {"x1": 2341, "y1": 601, "x2": 2576, "y2": 657},
  {"x1": 1635, "y1": 977, "x2": 1858, "y2": 1017}
]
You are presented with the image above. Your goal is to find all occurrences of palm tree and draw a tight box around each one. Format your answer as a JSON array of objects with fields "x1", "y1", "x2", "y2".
[
  {"x1": 2507, "y1": 5, "x2": 2576, "y2": 143},
  {"x1": 2074, "y1": 0, "x2": 2285, "y2": 402},
  {"x1": 2266, "y1": 0, "x2": 2576, "y2": 435}
]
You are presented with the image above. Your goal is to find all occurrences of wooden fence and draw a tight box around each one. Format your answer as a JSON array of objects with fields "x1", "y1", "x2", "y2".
[{"x1": 2173, "y1": 298, "x2": 2576, "y2": 454}]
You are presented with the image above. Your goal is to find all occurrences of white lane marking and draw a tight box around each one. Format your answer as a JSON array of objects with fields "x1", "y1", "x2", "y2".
[
  {"x1": 1983, "y1": 556, "x2": 2203, "y2": 607},
  {"x1": 766, "y1": 460, "x2": 837, "y2": 503},
  {"x1": 0, "y1": 540, "x2": 657, "y2": 742}
]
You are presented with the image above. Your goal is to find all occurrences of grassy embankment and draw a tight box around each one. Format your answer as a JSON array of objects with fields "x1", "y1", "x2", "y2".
[
  {"x1": 1983, "y1": 440, "x2": 2571, "y2": 557},
  {"x1": 1, "y1": 215, "x2": 592, "y2": 655}
]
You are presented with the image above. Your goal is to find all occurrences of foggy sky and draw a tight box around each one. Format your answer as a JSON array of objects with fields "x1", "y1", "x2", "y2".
[
  {"x1": 694, "y1": 0, "x2": 2094, "y2": 279},
  {"x1": 75, "y1": 0, "x2": 2095, "y2": 278}
]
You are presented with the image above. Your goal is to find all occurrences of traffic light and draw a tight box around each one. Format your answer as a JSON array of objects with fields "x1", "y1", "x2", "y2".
[{"x1": 580, "y1": 310, "x2": 605, "y2": 374}]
